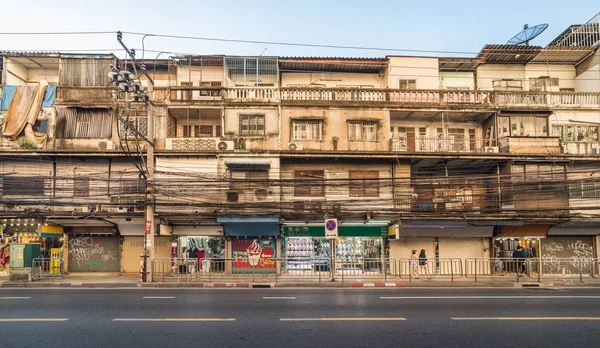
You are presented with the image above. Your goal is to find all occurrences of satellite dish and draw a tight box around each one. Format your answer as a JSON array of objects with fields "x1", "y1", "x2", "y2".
[{"x1": 507, "y1": 23, "x2": 549, "y2": 46}]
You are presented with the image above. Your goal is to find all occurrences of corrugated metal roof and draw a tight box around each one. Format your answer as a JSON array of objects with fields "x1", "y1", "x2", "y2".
[
  {"x1": 438, "y1": 58, "x2": 483, "y2": 71},
  {"x1": 476, "y1": 45, "x2": 542, "y2": 64},
  {"x1": 0, "y1": 51, "x2": 60, "y2": 57},
  {"x1": 279, "y1": 57, "x2": 387, "y2": 73},
  {"x1": 530, "y1": 46, "x2": 595, "y2": 64}
]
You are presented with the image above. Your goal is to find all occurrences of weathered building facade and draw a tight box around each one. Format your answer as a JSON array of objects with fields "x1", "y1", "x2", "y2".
[{"x1": 1, "y1": 14, "x2": 600, "y2": 275}]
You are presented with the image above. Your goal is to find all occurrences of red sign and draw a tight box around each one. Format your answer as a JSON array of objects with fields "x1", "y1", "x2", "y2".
[{"x1": 144, "y1": 220, "x2": 152, "y2": 234}]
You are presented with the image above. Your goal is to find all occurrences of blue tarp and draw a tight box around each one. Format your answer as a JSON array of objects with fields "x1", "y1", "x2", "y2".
[
  {"x1": 0, "y1": 85, "x2": 57, "y2": 111},
  {"x1": 42, "y1": 86, "x2": 57, "y2": 108},
  {"x1": 0, "y1": 86, "x2": 16, "y2": 111}
]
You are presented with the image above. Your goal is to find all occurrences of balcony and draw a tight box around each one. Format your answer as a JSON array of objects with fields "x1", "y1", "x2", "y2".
[
  {"x1": 390, "y1": 137, "x2": 497, "y2": 153},
  {"x1": 496, "y1": 91, "x2": 600, "y2": 109},
  {"x1": 56, "y1": 86, "x2": 115, "y2": 106},
  {"x1": 152, "y1": 86, "x2": 600, "y2": 110},
  {"x1": 499, "y1": 137, "x2": 562, "y2": 154}
]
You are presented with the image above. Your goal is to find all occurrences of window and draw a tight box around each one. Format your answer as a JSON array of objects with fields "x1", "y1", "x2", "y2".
[
  {"x1": 348, "y1": 121, "x2": 377, "y2": 142},
  {"x1": 349, "y1": 171, "x2": 379, "y2": 197},
  {"x1": 229, "y1": 170, "x2": 269, "y2": 201},
  {"x1": 493, "y1": 79, "x2": 523, "y2": 91},
  {"x1": 74, "y1": 177, "x2": 90, "y2": 197},
  {"x1": 294, "y1": 170, "x2": 324, "y2": 197},
  {"x1": 120, "y1": 178, "x2": 144, "y2": 195},
  {"x1": 239, "y1": 115, "x2": 265, "y2": 136},
  {"x1": 182, "y1": 125, "x2": 192, "y2": 138},
  {"x1": 398, "y1": 79, "x2": 417, "y2": 90},
  {"x1": 199, "y1": 125, "x2": 213, "y2": 137},
  {"x1": 293, "y1": 121, "x2": 322, "y2": 141},
  {"x1": 569, "y1": 180, "x2": 600, "y2": 198},
  {"x1": 499, "y1": 116, "x2": 548, "y2": 137},
  {"x1": 2, "y1": 176, "x2": 45, "y2": 196},
  {"x1": 56, "y1": 108, "x2": 112, "y2": 139}
]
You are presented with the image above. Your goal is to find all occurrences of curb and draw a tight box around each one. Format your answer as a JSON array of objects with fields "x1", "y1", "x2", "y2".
[{"x1": 352, "y1": 282, "x2": 408, "y2": 287}]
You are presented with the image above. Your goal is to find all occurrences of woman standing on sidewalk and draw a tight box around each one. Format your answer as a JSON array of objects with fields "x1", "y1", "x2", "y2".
[
  {"x1": 410, "y1": 249, "x2": 419, "y2": 279},
  {"x1": 419, "y1": 249, "x2": 431, "y2": 279}
]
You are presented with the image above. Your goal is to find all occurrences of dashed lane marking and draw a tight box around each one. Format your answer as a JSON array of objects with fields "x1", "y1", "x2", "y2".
[
  {"x1": 0, "y1": 297, "x2": 32, "y2": 299},
  {"x1": 280, "y1": 318, "x2": 406, "y2": 321},
  {"x1": 452, "y1": 317, "x2": 600, "y2": 321},
  {"x1": 143, "y1": 296, "x2": 176, "y2": 299},
  {"x1": 113, "y1": 318, "x2": 235, "y2": 322},
  {"x1": 263, "y1": 297, "x2": 296, "y2": 300},
  {"x1": 0, "y1": 318, "x2": 69, "y2": 322}
]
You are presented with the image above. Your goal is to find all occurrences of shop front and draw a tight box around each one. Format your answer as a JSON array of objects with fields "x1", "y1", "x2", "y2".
[
  {"x1": 0, "y1": 219, "x2": 65, "y2": 275},
  {"x1": 64, "y1": 225, "x2": 120, "y2": 272},
  {"x1": 282, "y1": 221, "x2": 389, "y2": 274},
  {"x1": 389, "y1": 223, "x2": 493, "y2": 271},
  {"x1": 540, "y1": 227, "x2": 598, "y2": 275},
  {"x1": 494, "y1": 224, "x2": 550, "y2": 274},
  {"x1": 217, "y1": 215, "x2": 279, "y2": 274},
  {"x1": 172, "y1": 225, "x2": 226, "y2": 274}
]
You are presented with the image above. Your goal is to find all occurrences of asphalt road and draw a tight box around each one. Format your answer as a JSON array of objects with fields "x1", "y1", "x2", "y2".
[{"x1": 1, "y1": 287, "x2": 600, "y2": 348}]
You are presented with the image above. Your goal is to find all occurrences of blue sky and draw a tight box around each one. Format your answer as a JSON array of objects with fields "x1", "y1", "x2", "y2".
[{"x1": 0, "y1": 0, "x2": 598, "y2": 58}]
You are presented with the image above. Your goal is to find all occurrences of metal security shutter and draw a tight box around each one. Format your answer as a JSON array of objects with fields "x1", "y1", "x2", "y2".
[{"x1": 68, "y1": 236, "x2": 120, "y2": 272}]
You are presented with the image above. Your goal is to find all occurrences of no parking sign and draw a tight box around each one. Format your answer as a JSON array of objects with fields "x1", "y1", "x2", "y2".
[{"x1": 325, "y1": 218, "x2": 338, "y2": 239}]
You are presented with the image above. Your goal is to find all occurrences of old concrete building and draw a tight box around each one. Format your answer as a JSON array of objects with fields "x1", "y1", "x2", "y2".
[{"x1": 1, "y1": 13, "x2": 600, "y2": 276}]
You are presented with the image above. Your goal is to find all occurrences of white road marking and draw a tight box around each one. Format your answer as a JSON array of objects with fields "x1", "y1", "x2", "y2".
[
  {"x1": 0, "y1": 297, "x2": 32, "y2": 299},
  {"x1": 113, "y1": 318, "x2": 235, "y2": 322},
  {"x1": 281, "y1": 318, "x2": 406, "y2": 321},
  {"x1": 263, "y1": 297, "x2": 296, "y2": 300},
  {"x1": 380, "y1": 296, "x2": 600, "y2": 300},
  {"x1": 143, "y1": 296, "x2": 176, "y2": 299},
  {"x1": 0, "y1": 318, "x2": 69, "y2": 322},
  {"x1": 452, "y1": 317, "x2": 600, "y2": 321}
]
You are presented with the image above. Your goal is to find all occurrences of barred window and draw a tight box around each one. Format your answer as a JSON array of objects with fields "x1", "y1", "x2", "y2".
[
  {"x1": 2, "y1": 176, "x2": 45, "y2": 196},
  {"x1": 349, "y1": 170, "x2": 379, "y2": 197},
  {"x1": 348, "y1": 121, "x2": 377, "y2": 142},
  {"x1": 74, "y1": 177, "x2": 90, "y2": 197},
  {"x1": 240, "y1": 115, "x2": 265, "y2": 136},
  {"x1": 294, "y1": 170, "x2": 324, "y2": 197},
  {"x1": 293, "y1": 121, "x2": 322, "y2": 141}
]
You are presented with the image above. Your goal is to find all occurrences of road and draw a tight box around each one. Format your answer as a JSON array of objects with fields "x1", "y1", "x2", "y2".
[{"x1": 1, "y1": 287, "x2": 600, "y2": 348}]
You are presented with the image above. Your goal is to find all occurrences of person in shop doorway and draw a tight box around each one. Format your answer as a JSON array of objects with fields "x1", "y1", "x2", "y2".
[
  {"x1": 180, "y1": 247, "x2": 189, "y2": 274},
  {"x1": 513, "y1": 246, "x2": 528, "y2": 277},
  {"x1": 189, "y1": 245, "x2": 199, "y2": 273},
  {"x1": 521, "y1": 245, "x2": 531, "y2": 277},
  {"x1": 410, "y1": 249, "x2": 419, "y2": 279},
  {"x1": 419, "y1": 249, "x2": 431, "y2": 279}
]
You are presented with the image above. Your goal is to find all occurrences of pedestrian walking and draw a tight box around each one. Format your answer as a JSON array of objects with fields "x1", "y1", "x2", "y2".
[
  {"x1": 410, "y1": 249, "x2": 419, "y2": 279},
  {"x1": 419, "y1": 249, "x2": 431, "y2": 279}
]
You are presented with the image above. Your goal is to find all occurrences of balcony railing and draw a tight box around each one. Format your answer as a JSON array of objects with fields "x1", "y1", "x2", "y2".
[
  {"x1": 390, "y1": 137, "x2": 497, "y2": 153},
  {"x1": 151, "y1": 86, "x2": 600, "y2": 109}
]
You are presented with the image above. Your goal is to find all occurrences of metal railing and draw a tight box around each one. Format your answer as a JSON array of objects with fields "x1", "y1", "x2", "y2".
[
  {"x1": 31, "y1": 258, "x2": 65, "y2": 280},
  {"x1": 398, "y1": 258, "x2": 462, "y2": 282},
  {"x1": 152, "y1": 257, "x2": 397, "y2": 283},
  {"x1": 390, "y1": 137, "x2": 495, "y2": 153},
  {"x1": 465, "y1": 257, "x2": 599, "y2": 283}
]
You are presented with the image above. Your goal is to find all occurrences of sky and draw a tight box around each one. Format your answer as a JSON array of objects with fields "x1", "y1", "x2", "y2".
[{"x1": 0, "y1": 0, "x2": 598, "y2": 59}]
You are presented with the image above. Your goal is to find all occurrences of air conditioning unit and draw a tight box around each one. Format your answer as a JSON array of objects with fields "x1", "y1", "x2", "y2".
[
  {"x1": 217, "y1": 140, "x2": 235, "y2": 151},
  {"x1": 288, "y1": 143, "x2": 303, "y2": 151},
  {"x1": 134, "y1": 200, "x2": 146, "y2": 212},
  {"x1": 98, "y1": 140, "x2": 115, "y2": 151},
  {"x1": 226, "y1": 191, "x2": 239, "y2": 203},
  {"x1": 331, "y1": 202, "x2": 342, "y2": 214},
  {"x1": 483, "y1": 146, "x2": 499, "y2": 153},
  {"x1": 307, "y1": 201, "x2": 323, "y2": 213}
]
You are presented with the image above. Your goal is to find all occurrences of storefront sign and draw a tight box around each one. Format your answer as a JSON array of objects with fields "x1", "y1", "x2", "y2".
[
  {"x1": 144, "y1": 220, "x2": 152, "y2": 234},
  {"x1": 283, "y1": 224, "x2": 389, "y2": 237},
  {"x1": 325, "y1": 219, "x2": 338, "y2": 239},
  {"x1": 232, "y1": 238, "x2": 276, "y2": 274},
  {"x1": 39, "y1": 225, "x2": 64, "y2": 237}
]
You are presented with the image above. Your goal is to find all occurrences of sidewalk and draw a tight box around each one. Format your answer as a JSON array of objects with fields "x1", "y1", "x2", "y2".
[{"x1": 2, "y1": 274, "x2": 599, "y2": 288}]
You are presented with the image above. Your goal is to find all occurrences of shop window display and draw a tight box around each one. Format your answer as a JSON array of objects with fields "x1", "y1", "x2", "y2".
[
  {"x1": 179, "y1": 236, "x2": 225, "y2": 273},
  {"x1": 283, "y1": 237, "x2": 331, "y2": 272},
  {"x1": 335, "y1": 237, "x2": 383, "y2": 274}
]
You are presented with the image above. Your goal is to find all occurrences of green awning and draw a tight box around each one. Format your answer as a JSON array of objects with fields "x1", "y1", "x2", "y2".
[{"x1": 283, "y1": 222, "x2": 389, "y2": 237}]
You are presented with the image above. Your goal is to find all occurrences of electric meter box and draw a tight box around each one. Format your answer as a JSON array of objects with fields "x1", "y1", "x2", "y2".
[{"x1": 9, "y1": 243, "x2": 41, "y2": 269}]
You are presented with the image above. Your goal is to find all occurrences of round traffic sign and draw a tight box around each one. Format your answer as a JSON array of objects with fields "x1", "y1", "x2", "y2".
[{"x1": 325, "y1": 219, "x2": 337, "y2": 231}]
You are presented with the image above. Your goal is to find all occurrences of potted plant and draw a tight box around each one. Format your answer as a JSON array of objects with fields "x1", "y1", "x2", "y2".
[{"x1": 14, "y1": 137, "x2": 38, "y2": 150}]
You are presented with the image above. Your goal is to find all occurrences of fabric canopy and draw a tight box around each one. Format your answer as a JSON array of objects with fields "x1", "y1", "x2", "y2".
[{"x1": 2, "y1": 81, "x2": 48, "y2": 148}]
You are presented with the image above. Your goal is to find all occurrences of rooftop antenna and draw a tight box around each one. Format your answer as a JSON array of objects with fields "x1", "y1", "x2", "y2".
[{"x1": 507, "y1": 23, "x2": 549, "y2": 46}]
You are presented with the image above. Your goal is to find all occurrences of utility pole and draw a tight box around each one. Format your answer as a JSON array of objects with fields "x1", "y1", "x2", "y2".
[{"x1": 112, "y1": 31, "x2": 156, "y2": 282}]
